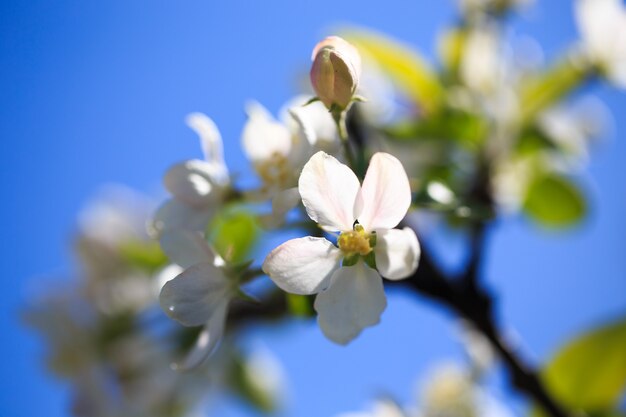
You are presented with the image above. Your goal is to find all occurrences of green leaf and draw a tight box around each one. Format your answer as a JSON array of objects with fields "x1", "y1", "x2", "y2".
[
  {"x1": 230, "y1": 353, "x2": 279, "y2": 413},
  {"x1": 523, "y1": 173, "x2": 587, "y2": 228},
  {"x1": 383, "y1": 109, "x2": 487, "y2": 148},
  {"x1": 209, "y1": 208, "x2": 259, "y2": 263},
  {"x1": 342, "y1": 29, "x2": 444, "y2": 114},
  {"x1": 118, "y1": 240, "x2": 168, "y2": 273},
  {"x1": 535, "y1": 318, "x2": 626, "y2": 415},
  {"x1": 286, "y1": 294, "x2": 315, "y2": 317},
  {"x1": 519, "y1": 56, "x2": 589, "y2": 125}
]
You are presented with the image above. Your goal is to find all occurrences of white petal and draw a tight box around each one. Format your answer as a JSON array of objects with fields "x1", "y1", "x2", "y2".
[
  {"x1": 262, "y1": 237, "x2": 342, "y2": 295},
  {"x1": 159, "y1": 263, "x2": 230, "y2": 327},
  {"x1": 374, "y1": 227, "x2": 420, "y2": 280},
  {"x1": 242, "y1": 101, "x2": 292, "y2": 162},
  {"x1": 185, "y1": 112, "x2": 229, "y2": 184},
  {"x1": 159, "y1": 229, "x2": 215, "y2": 268},
  {"x1": 163, "y1": 160, "x2": 220, "y2": 208},
  {"x1": 173, "y1": 300, "x2": 228, "y2": 371},
  {"x1": 314, "y1": 262, "x2": 387, "y2": 345},
  {"x1": 287, "y1": 98, "x2": 339, "y2": 153},
  {"x1": 271, "y1": 187, "x2": 301, "y2": 218},
  {"x1": 298, "y1": 151, "x2": 361, "y2": 231},
  {"x1": 151, "y1": 199, "x2": 213, "y2": 235},
  {"x1": 357, "y1": 152, "x2": 412, "y2": 230}
]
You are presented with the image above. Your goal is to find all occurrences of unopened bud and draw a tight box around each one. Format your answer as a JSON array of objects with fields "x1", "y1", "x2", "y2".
[{"x1": 310, "y1": 36, "x2": 361, "y2": 111}]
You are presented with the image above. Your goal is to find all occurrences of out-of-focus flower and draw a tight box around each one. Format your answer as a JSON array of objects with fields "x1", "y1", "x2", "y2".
[
  {"x1": 152, "y1": 113, "x2": 230, "y2": 236},
  {"x1": 242, "y1": 98, "x2": 341, "y2": 228},
  {"x1": 336, "y1": 399, "x2": 408, "y2": 417},
  {"x1": 159, "y1": 229, "x2": 235, "y2": 369},
  {"x1": 419, "y1": 363, "x2": 515, "y2": 417},
  {"x1": 575, "y1": 0, "x2": 626, "y2": 88},
  {"x1": 310, "y1": 36, "x2": 362, "y2": 111},
  {"x1": 458, "y1": 0, "x2": 533, "y2": 16},
  {"x1": 263, "y1": 151, "x2": 420, "y2": 344},
  {"x1": 421, "y1": 365, "x2": 476, "y2": 417}
]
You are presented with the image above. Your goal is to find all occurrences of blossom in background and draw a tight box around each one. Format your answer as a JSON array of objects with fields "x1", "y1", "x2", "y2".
[
  {"x1": 576, "y1": 0, "x2": 626, "y2": 88},
  {"x1": 263, "y1": 151, "x2": 420, "y2": 344},
  {"x1": 159, "y1": 229, "x2": 235, "y2": 369},
  {"x1": 152, "y1": 113, "x2": 230, "y2": 236},
  {"x1": 242, "y1": 98, "x2": 340, "y2": 227},
  {"x1": 310, "y1": 36, "x2": 362, "y2": 111}
]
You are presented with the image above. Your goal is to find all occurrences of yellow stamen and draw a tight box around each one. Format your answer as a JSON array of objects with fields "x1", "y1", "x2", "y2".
[{"x1": 338, "y1": 224, "x2": 372, "y2": 256}]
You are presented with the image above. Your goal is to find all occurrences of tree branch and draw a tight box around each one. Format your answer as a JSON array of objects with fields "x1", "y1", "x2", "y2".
[{"x1": 393, "y1": 235, "x2": 571, "y2": 417}]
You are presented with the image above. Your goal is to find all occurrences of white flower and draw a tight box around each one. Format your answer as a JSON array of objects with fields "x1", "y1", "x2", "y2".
[
  {"x1": 262, "y1": 151, "x2": 420, "y2": 344},
  {"x1": 242, "y1": 99, "x2": 340, "y2": 227},
  {"x1": 159, "y1": 229, "x2": 234, "y2": 369},
  {"x1": 152, "y1": 113, "x2": 230, "y2": 236},
  {"x1": 576, "y1": 0, "x2": 626, "y2": 87}
]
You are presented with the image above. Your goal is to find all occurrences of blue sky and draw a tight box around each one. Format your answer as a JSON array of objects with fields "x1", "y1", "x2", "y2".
[{"x1": 1, "y1": 1, "x2": 624, "y2": 416}]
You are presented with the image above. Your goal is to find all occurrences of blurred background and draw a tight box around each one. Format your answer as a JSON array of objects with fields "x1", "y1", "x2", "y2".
[{"x1": 1, "y1": 1, "x2": 624, "y2": 416}]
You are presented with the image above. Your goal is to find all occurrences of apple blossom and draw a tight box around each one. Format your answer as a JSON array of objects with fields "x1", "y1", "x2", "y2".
[
  {"x1": 575, "y1": 0, "x2": 626, "y2": 88},
  {"x1": 310, "y1": 36, "x2": 362, "y2": 111},
  {"x1": 159, "y1": 229, "x2": 235, "y2": 369},
  {"x1": 152, "y1": 113, "x2": 230, "y2": 236},
  {"x1": 262, "y1": 151, "x2": 420, "y2": 344}
]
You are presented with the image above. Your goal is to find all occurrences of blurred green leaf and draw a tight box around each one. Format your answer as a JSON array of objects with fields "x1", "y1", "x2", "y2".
[
  {"x1": 118, "y1": 240, "x2": 168, "y2": 273},
  {"x1": 343, "y1": 29, "x2": 444, "y2": 114},
  {"x1": 209, "y1": 208, "x2": 259, "y2": 264},
  {"x1": 230, "y1": 354, "x2": 278, "y2": 413},
  {"x1": 437, "y1": 27, "x2": 467, "y2": 78},
  {"x1": 523, "y1": 173, "x2": 586, "y2": 228},
  {"x1": 532, "y1": 319, "x2": 626, "y2": 416},
  {"x1": 519, "y1": 56, "x2": 588, "y2": 125},
  {"x1": 286, "y1": 294, "x2": 315, "y2": 317},
  {"x1": 384, "y1": 109, "x2": 487, "y2": 148}
]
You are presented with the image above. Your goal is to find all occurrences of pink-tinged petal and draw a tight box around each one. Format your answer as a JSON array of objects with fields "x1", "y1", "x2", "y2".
[
  {"x1": 299, "y1": 151, "x2": 361, "y2": 231},
  {"x1": 172, "y1": 300, "x2": 229, "y2": 371},
  {"x1": 262, "y1": 237, "x2": 342, "y2": 295},
  {"x1": 159, "y1": 229, "x2": 215, "y2": 268},
  {"x1": 159, "y1": 263, "x2": 230, "y2": 327},
  {"x1": 163, "y1": 160, "x2": 221, "y2": 208},
  {"x1": 314, "y1": 262, "x2": 387, "y2": 345},
  {"x1": 374, "y1": 227, "x2": 420, "y2": 280},
  {"x1": 357, "y1": 152, "x2": 411, "y2": 230}
]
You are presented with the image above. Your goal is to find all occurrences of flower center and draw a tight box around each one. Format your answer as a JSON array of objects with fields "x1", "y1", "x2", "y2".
[
  {"x1": 256, "y1": 152, "x2": 292, "y2": 188},
  {"x1": 337, "y1": 223, "x2": 374, "y2": 256}
]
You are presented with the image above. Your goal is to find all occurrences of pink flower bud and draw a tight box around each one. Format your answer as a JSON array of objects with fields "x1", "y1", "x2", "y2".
[{"x1": 310, "y1": 36, "x2": 362, "y2": 111}]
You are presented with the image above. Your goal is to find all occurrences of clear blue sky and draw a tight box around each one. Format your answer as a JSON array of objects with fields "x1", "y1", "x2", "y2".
[{"x1": 1, "y1": 1, "x2": 624, "y2": 416}]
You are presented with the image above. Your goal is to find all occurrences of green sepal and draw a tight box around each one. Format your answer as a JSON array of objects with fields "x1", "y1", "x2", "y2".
[
  {"x1": 302, "y1": 96, "x2": 321, "y2": 107},
  {"x1": 363, "y1": 251, "x2": 377, "y2": 270},
  {"x1": 235, "y1": 289, "x2": 259, "y2": 304},
  {"x1": 342, "y1": 254, "x2": 359, "y2": 267}
]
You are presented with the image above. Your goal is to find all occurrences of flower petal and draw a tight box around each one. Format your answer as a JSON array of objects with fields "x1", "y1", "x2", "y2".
[
  {"x1": 262, "y1": 237, "x2": 342, "y2": 295},
  {"x1": 185, "y1": 112, "x2": 229, "y2": 184},
  {"x1": 271, "y1": 187, "x2": 301, "y2": 218},
  {"x1": 374, "y1": 227, "x2": 420, "y2": 280},
  {"x1": 163, "y1": 160, "x2": 221, "y2": 208},
  {"x1": 357, "y1": 152, "x2": 411, "y2": 230},
  {"x1": 314, "y1": 262, "x2": 387, "y2": 345},
  {"x1": 299, "y1": 151, "x2": 361, "y2": 231},
  {"x1": 172, "y1": 300, "x2": 229, "y2": 371},
  {"x1": 242, "y1": 101, "x2": 292, "y2": 162},
  {"x1": 159, "y1": 229, "x2": 215, "y2": 268},
  {"x1": 150, "y1": 199, "x2": 213, "y2": 236},
  {"x1": 159, "y1": 263, "x2": 230, "y2": 327}
]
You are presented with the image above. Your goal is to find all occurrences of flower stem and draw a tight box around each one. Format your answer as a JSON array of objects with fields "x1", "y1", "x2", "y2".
[{"x1": 332, "y1": 110, "x2": 357, "y2": 171}]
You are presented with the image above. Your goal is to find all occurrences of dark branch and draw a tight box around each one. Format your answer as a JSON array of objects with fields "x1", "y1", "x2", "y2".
[{"x1": 393, "y1": 234, "x2": 571, "y2": 417}]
